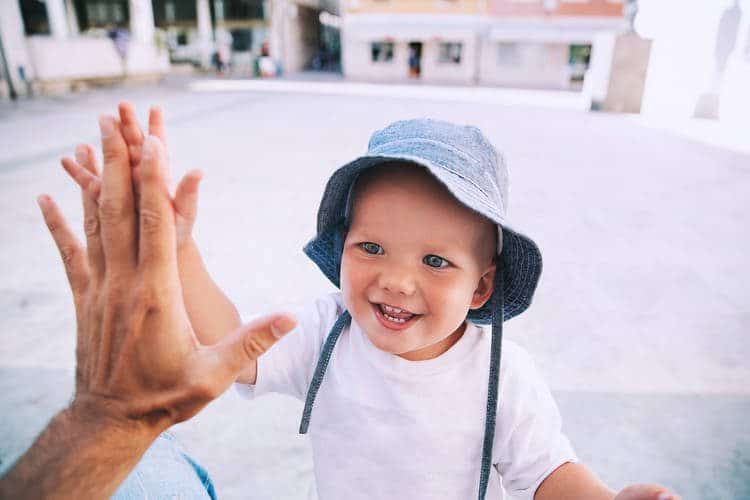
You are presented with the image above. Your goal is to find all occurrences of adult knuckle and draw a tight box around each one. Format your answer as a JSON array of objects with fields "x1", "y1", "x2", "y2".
[
  {"x1": 188, "y1": 377, "x2": 219, "y2": 401},
  {"x1": 139, "y1": 208, "x2": 163, "y2": 234},
  {"x1": 59, "y1": 243, "x2": 79, "y2": 265},
  {"x1": 84, "y1": 215, "x2": 100, "y2": 237},
  {"x1": 242, "y1": 334, "x2": 270, "y2": 361},
  {"x1": 99, "y1": 198, "x2": 125, "y2": 223}
]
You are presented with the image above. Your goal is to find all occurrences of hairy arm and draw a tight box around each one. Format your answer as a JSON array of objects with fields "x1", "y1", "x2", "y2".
[{"x1": 0, "y1": 402, "x2": 158, "y2": 499}]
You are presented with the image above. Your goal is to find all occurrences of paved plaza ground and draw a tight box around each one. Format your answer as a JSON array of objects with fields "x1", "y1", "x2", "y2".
[{"x1": 0, "y1": 77, "x2": 748, "y2": 499}]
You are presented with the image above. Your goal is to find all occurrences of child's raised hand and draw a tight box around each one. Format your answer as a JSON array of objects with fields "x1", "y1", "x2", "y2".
[
  {"x1": 614, "y1": 484, "x2": 681, "y2": 500},
  {"x1": 61, "y1": 102, "x2": 202, "y2": 250}
]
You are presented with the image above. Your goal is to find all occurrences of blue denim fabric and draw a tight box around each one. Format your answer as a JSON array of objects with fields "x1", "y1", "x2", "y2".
[{"x1": 112, "y1": 433, "x2": 216, "y2": 500}]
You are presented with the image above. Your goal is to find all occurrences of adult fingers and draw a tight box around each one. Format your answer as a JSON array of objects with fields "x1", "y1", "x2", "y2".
[
  {"x1": 37, "y1": 195, "x2": 90, "y2": 297},
  {"x1": 74, "y1": 145, "x2": 105, "y2": 279},
  {"x1": 174, "y1": 169, "x2": 203, "y2": 223},
  {"x1": 118, "y1": 102, "x2": 145, "y2": 167},
  {"x1": 98, "y1": 115, "x2": 137, "y2": 274},
  {"x1": 138, "y1": 135, "x2": 177, "y2": 280},
  {"x1": 208, "y1": 314, "x2": 297, "y2": 379}
]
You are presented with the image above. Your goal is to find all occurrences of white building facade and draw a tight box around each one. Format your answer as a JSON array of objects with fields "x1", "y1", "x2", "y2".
[{"x1": 0, "y1": 0, "x2": 170, "y2": 97}]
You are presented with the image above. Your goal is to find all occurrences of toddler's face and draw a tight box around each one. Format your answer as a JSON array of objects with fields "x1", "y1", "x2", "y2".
[{"x1": 340, "y1": 165, "x2": 496, "y2": 361}]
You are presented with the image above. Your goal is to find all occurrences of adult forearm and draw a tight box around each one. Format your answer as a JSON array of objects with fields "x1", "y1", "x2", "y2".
[
  {"x1": 0, "y1": 403, "x2": 160, "y2": 499},
  {"x1": 178, "y1": 237, "x2": 241, "y2": 345}
]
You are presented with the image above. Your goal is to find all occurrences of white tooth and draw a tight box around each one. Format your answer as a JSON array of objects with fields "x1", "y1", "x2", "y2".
[{"x1": 384, "y1": 313, "x2": 405, "y2": 323}]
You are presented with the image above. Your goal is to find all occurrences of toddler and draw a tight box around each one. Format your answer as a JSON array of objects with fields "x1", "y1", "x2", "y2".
[{"x1": 64, "y1": 104, "x2": 679, "y2": 500}]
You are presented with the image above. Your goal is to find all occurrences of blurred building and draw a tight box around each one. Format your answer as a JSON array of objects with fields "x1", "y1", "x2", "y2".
[
  {"x1": 0, "y1": 0, "x2": 169, "y2": 96},
  {"x1": 268, "y1": 0, "x2": 341, "y2": 73},
  {"x1": 341, "y1": 0, "x2": 627, "y2": 93},
  {"x1": 0, "y1": 0, "x2": 341, "y2": 97}
]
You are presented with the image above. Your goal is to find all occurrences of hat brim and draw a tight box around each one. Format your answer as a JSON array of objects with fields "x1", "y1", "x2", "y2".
[{"x1": 303, "y1": 154, "x2": 542, "y2": 324}]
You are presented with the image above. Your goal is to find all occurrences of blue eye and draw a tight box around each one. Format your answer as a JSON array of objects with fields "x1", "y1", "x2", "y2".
[
  {"x1": 360, "y1": 242, "x2": 384, "y2": 255},
  {"x1": 423, "y1": 254, "x2": 449, "y2": 268}
]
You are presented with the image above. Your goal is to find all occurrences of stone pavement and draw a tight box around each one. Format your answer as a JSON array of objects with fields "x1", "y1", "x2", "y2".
[{"x1": 0, "y1": 77, "x2": 748, "y2": 499}]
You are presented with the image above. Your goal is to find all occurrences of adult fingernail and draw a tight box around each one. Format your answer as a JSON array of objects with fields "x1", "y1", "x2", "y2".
[
  {"x1": 270, "y1": 317, "x2": 293, "y2": 339},
  {"x1": 99, "y1": 116, "x2": 114, "y2": 137}
]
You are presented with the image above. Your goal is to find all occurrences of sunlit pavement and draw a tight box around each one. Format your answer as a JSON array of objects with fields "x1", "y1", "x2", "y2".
[{"x1": 1, "y1": 77, "x2": 748, "y2": 499}]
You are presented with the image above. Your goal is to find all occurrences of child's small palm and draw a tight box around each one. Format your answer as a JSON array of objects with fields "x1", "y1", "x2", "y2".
[{"x1": 62, "y1": 103, "x2": 202, "y2": 250}]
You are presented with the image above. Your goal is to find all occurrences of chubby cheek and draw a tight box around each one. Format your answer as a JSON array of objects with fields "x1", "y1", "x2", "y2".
[
  {"x1": 425, "y1": 279, "x2": 475, "y2": 327},
  {"x1": 339, "y1": 253, "x2": 368, "y2": 315}
]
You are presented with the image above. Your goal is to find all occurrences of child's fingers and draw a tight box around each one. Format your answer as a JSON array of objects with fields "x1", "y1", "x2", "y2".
[
  {"x1": 118, "y1": 102, "x2": 145, "y2": 167},
  {"x1": 78, "y1": 143, "x2": 100, "y2": 176},
  {"x1": 174, "y1": 169, "x2": 203, "y2": 223},
  {"x1": 72, "y1": 147, "x2": 105, "y2": 279},
  {"x1": 148, "y1": 106, "x2": 167, "y2": 145},
  {"x1": 61, "y1": 156, "x2": 100, "y2": 200}
]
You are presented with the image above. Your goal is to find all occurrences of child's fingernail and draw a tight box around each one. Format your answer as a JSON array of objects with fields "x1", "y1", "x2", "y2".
[
  {"x1": 36, "y1": 194, "x2": 50, "y2": 208},
  {"x1": 658, "y1": 494, "x2": 673, "y2": 500},
  {"x1": 142, "y1": 135, "x2": 158, "y2": 160},
  {"x1": 75, "y1": 144, "x2": 87, "y2": 164},
  {"x1": 98, "y1": 116, "x2": 114, "y2": 137}
]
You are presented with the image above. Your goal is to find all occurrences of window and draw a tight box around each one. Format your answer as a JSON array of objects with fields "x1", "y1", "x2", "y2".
[
  {"x1": 73, "y1": 0, "x2": 130, "y2": 30},
  {"x1": 497, "y1": 42, "x2": 520, "y2": 66},
  {"x1": 371, "y1": 42, "x2": 394, "y2": 63},
  {"x1": 19, "y1": 0, "x2": 50, "y2": 35},
  {"x1": 438, "y1": 42, "x2": 462, "y2": 64},
  {"x1": 568, "y1": 43, "x2": 592, "y2": 81}
]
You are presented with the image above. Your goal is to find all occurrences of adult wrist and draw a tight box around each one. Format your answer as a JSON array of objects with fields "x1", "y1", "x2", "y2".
[{"x1": 66, "y1": 395, "x2": 166, "y2": 443}]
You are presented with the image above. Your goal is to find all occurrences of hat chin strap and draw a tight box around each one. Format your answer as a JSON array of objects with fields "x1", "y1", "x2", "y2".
[
  {"x1": 478, "y1": 264, "x2": 504, "y2": 500},
  {"x1": 299, "y1": 310, "x2": 351, "y2": 434},
  {"x1": 299, "y1": 266, "x2": 504, "y2": 500}
]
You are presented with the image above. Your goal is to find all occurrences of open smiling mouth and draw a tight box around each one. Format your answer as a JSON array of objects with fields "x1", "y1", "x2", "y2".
[{"x1": 371, "y1": 302, "x2": 422, "y2": 331}]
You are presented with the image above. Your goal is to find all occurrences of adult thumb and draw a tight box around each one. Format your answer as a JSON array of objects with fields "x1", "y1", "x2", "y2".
[{"x1": 214, "y1": 313, "x2": 297, "y2": 376}]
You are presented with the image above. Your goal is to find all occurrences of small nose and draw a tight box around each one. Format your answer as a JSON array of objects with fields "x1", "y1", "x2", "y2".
[{"x1": 377, "y1": 265, "x2": 417, "y2": 296}]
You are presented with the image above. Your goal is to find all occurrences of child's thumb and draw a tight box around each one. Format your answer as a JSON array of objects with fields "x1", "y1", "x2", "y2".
[
  {"x1": 174, "y1": 169, "x2": 203, "y2": 222},
  {"x1": 213, "y1": 313, "x2": 297, "y2": 375}
]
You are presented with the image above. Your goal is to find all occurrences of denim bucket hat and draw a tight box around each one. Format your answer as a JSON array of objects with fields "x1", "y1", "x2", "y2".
[{"x1": 300, "y1": 119, "x2": 543, "y2": 500}]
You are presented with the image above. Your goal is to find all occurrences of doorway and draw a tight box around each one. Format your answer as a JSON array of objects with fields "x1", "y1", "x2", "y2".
[{"x1": 408, "y1": 41, "x2": 422, "y2": 78}]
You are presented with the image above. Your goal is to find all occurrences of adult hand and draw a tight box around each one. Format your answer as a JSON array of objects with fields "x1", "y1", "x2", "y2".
[
  {"x1": 61, "y1": 102, "x2": 203, "y2": 251},
  {"x1": 0, "y1": 114, "x2": 296, "y2": 498}
]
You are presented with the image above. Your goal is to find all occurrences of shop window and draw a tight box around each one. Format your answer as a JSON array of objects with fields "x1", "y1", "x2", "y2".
[
  {"x1": 152, "y1": 0, "x2": 197, "y2": 27},
  {"x1": 371, "y1": 42, "x2": 394, "y2": 63},
  {"x1": 498, "y1": 42, "x2": 520, "y2": 66},
  {"x1": 218, "y1": 0, "x2": 264, "y2": 21},
  {"x1": 19, "y1": 0, "x2": 50, "y2": 35},
  {"x1": 568, "y1": 43, "x2": 591, "y2": 81},
  {"x1": 73, "y1": 0, "x2": 130, "y2": 30},
  {"x1": 438, "y1": 42, "x2": 462, "y2": 64}
]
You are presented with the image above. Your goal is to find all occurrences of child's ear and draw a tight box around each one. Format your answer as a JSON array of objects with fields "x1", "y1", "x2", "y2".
[{"x1": 470, "y1": 264, "x2": 496, "y2": 310}]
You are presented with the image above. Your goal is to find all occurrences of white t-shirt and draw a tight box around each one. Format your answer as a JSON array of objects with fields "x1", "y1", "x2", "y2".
[{"x1": 236, "y1": 293, "x2": 577, "y2": 500}]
